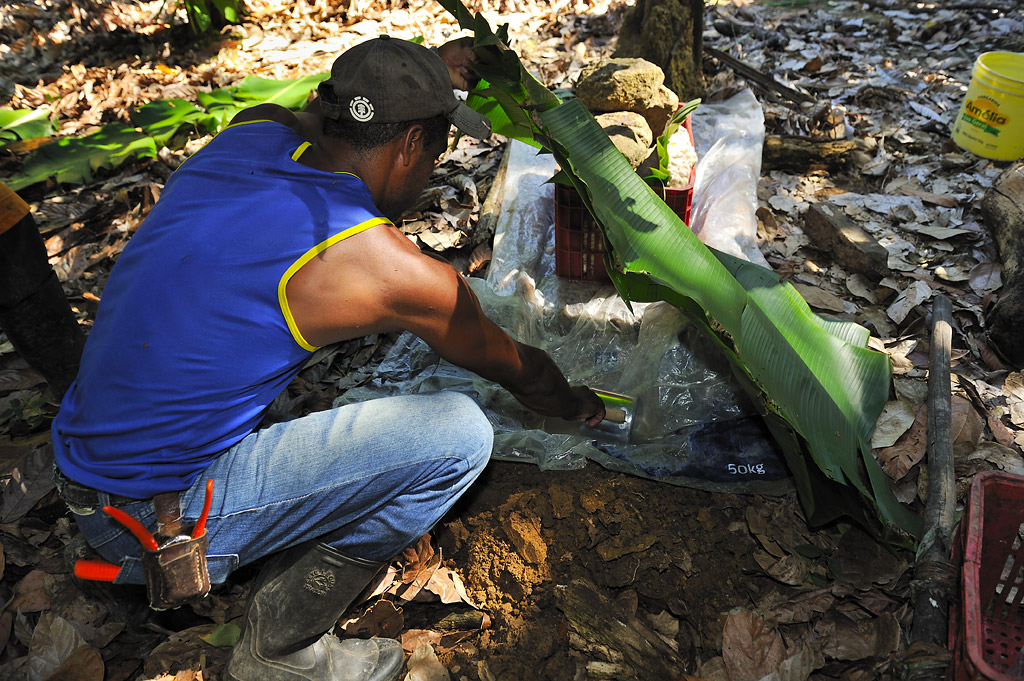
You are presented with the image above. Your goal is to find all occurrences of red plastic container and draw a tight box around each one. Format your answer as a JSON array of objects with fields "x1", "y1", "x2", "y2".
[
  {"x1": 553, "y1": 116, "x2": 696, "y2": 283},
  {"x1": 948, "y1": 470, "x2": 1024, "y2": 680}
]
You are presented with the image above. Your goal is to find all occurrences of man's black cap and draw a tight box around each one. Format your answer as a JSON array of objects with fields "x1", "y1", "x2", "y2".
[{"x1": 318, "y1": 35, "x2": 492, "y2": 139}]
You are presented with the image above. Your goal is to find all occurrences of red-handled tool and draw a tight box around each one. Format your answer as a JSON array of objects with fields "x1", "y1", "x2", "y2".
[
  {"x1": 73, "y1": 480, "x2": 214, "y2": 583},
  {"x1": 74, "y1": 558, "x2": 122, "y2": 582},
  {"x1": 102, "y1": 505, "x2": 160, "y2": 550},
  {"x1": 192, "y1": 478, "x2": 213, "y2": 539}
]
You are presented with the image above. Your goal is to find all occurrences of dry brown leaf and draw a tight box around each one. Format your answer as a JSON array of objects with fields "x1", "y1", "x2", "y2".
[
  {"x1": 969, "y1": 262, "x2": 1002, "y2": 296},
  {"x1": 721, "y1": 609, "x2": 786, "y2": 681},
  {"x1": 338, "y1": 599, "x2": 405, "y2": 639},
  {"x1": 876, "y1": 403, "x2": 927, "y2": 480},
  {"x1": 835, "y1": 527, "x2": 907, "y2": 589},
  {"x1": 0, "y1": 368, "x2": 45, "y2": 392},
  {"x1": 821, "y1": 610, "x2": 901, "y2": 661},
  {"x1": 142, "y1": 624, "x2": 232, "y2": 680},
  {"x1": 1004, "y1": 372, "x2": 1024, "y2": 426},
  {"x1": 770, "y1": 589, "x2": 835, "y2": 625},
  {"x1": 404, "y1": 642, "x2": 451, "y2": 681},
  {"x1": 951, "y1": 395, "x2": 985, "y2": 456},
  {"x1": 418, "y1": 566, "x2": 479, "y2": 608},
  {"x1": 987, "y1": 412, "x2": 1020, "y2": 451},
  {"x1": 401, "y1": 534, "x2": 437, "y2": 583},
  {"x1": 791, "y1": 283, "x2": 845, "y2": 313},
  {"x1": 767, "y1": 554, "x2": 810, "y2": 586},
  {"x1": 40, "y1": 644, "x2": 104, "y2": 681},
  {"x1": 11, "y1": 568, "x2": 51, "y2": 612},
  {"x1": 467, "y1": 243, "x2": 493, "y2": 274},
  {"x1": 899, "y1": 187, "x2": 957, "y2": 208},
  {"x1": 871, "y1": 400, "x2": 917, "y2": 448},
  {"x1": 401, "y1": 630, "x2": 444, "y2": 654}
]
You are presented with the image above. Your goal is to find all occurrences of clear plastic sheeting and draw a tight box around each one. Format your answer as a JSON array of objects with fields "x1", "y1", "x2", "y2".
[
  {"x1": 336, "y1": 91, "x2": 792, "y2": 494},
  {"x1": 689, "y1": 89, "x2": 771, "y2": 269}
]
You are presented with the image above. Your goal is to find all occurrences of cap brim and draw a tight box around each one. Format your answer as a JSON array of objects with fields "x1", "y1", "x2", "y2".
[{"x1": 450, "y1": 103, "x2": 492, "y2": 139}]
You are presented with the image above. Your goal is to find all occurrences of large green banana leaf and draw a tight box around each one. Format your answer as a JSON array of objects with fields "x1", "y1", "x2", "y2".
[
  {"x1": 4, "y1": 75, "x2": 325, "y2": 191},
  {"x1": 438, "y1": 0, "x2": 920, "y2": 540}
]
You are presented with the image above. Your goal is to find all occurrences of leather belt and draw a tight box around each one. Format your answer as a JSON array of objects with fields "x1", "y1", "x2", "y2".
[{"x1": 53, "y1": 466, "x2": 148, "y2": 508}]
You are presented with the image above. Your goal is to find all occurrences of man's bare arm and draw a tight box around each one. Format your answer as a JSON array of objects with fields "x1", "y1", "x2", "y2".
[
  {"x1": 382, "y1": 242, "x2": 604, "y2": 424},
  {"x1": 287, "y1": 226, "x2": 604, "y2": 424}
]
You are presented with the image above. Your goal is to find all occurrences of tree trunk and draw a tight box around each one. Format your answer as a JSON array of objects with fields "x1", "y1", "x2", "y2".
[{"x1": 614, "y1": 0, "x2": 704, "y2": 100}]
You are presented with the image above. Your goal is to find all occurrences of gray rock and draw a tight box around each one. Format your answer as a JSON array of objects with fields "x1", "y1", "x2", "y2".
[
  {"x1": 641, "y1": 84, "x2": 679, "y2": 138},
  {"x1": 595, "y1": 111, "x2": 653, "y2": 168},
  {"x1": 576, "y1": 58, "x2": 664, "y2": 113}
]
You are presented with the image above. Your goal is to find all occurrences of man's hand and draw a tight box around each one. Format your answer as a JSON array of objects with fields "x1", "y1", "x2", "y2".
[
  {"x1": 499, "y1": 343, "x2": 606, "y2": 426},
  {"x1": 437, "y1": 36, "x2": 478, "y2": 91},
  {"x1": 571, "y1": 386, "x2": 607, "y2": 427}
]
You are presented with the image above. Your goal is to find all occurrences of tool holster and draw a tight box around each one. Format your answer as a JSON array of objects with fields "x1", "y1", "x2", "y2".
[{"x1": 143, "y1": 492, "x2": 211, "y2": 610}]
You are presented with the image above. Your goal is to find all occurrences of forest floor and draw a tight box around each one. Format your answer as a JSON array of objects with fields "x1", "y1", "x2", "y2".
[{"x1": 2, "y1": 1, "x2": 1024, "y2": 680}]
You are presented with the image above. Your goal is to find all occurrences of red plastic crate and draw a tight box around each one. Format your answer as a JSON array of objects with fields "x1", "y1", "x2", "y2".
[
  {"x1": 553, "y1": 116, "x2": 696, "y2": 282},
  {"x1": 949, "y1": 471, "x2": 1024, "y2": 680}
]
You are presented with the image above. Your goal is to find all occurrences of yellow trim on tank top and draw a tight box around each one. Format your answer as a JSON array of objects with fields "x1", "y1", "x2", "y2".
[
  {"x1": 290, "y1": 142, "x2": 360, "y2": 179},
  {"x1": 278, "y1": 216, "x2": 392, "y2": 351}
]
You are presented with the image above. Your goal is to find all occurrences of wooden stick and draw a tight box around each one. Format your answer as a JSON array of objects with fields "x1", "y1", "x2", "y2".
[
  {"x1": 910, "y1": 294, "x2": 955, "y2": 647},
  {"x1": 704, "y1": 46, "x2": 816, "y2": 106}
]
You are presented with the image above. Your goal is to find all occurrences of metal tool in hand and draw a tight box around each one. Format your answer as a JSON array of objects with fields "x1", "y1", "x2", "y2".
[
  {"x1": 74, "y1": 479, "x2": 214, "y2": 609},
  {"x1": 580, "y1": 389, "x2": 636, "y2": 444}
]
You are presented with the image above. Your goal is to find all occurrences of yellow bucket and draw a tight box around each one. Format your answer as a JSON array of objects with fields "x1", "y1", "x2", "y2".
[{"x1": 951, "y1": 51, "x2": 1024, "y2": 161}]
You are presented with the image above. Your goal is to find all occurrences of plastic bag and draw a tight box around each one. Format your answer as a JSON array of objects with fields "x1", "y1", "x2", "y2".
[{"x1": 337, "y1": 92, "x2": 791, "y2": 494}]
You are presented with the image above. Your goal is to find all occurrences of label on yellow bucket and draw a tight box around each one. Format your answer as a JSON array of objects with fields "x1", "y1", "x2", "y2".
[{"x1": 951, "y1": 52, "x2": 1024, "y2": 161}]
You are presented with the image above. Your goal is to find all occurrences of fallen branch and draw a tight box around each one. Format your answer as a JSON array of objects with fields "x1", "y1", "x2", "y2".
[
  {"x1": 704, "y1": 46, "x2": 816, "y2": 106},
  {"x1": 906, "y1": 294, "x2": 955, "y2": 677}
]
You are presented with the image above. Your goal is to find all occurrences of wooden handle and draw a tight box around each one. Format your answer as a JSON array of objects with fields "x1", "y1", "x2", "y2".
[{"x1": 604, "y1": 407, "x2": 627, "y2": 424}]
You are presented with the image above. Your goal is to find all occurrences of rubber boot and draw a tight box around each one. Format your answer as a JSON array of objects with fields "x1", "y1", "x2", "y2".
[
  {"x1": 226, "y1": 542, "x2": 404, "y2": 681},
  {"x1": 0, "y1": 270, "x2": 85, "y2": 400}
]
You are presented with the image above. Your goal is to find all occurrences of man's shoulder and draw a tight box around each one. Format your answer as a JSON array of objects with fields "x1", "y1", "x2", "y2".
[{"x1": 228, "y1": 103, "x2": 301, "y2": 130}]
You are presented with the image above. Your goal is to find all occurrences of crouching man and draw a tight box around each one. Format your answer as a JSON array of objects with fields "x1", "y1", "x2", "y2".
[{"x1": 52, "y1": 35, "x2": 604, "y2": 681}]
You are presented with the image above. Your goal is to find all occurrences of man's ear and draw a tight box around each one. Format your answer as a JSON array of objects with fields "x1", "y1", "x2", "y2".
[{"x1": 395, "y1": 124, "x2": 425, "y2": 168}]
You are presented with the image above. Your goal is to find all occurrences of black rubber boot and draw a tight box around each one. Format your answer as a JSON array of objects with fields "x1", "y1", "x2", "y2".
[
  {"x1": 226, "y1": 542, "x2": 404, "y2": 681},
  {"x1": 0, "y1": 270, "x2": 85, "y2": 400}
]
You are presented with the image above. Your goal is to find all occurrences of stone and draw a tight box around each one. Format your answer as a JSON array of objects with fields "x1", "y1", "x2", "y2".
[
  {"x1": 575, "y1": 58, "x2": 664, "y2": 114},
  {"x1": 641, "y1": 84, "x2": 679, "y2": 137},
  {"x1": 594, "y1": 111, "x2": 653, "y2": 169},
  {"x1": 803, "y1": 202, "x2": 890, "y2": 281},
  {"x1": 502, "y1": 512, "x2": 547, "y2": 564},
  {"x1": 595, "y1": 532, "x2": 657, "y2": 562}
]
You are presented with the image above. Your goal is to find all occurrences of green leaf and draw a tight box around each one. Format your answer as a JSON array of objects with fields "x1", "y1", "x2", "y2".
[
  {"x1": 435, "y1": 0, "x2": 919, "y2": 540},
  {"x1": 130, "y1": 99, "x2": 218, "y2": 146},
  {"x1": 0, "y1": 109, "x2": 57, "y2": 143},
  {"x1": 538, "y1": 99, "x2": 919, "y2": 539},
  {"x1": 467, "y1": 84, "x2": 537, "y2": 146},
  {"x1": 6, "y1": 123, "x2": 157, "y2": 191},
  {"x1": 199, "y1": 623, "x2": 240, "y2": 647},
  {"x1": 210, "y1": 0, "x2": 242, "y2": 23},
  {"x1": 183, "y1": 0, "x2": 212, "y2": 33},
  {"x1": 228, "y1": 74, "x2": 329, "y2": 111},
  {"x1": 196, "y1": 88, "x2": 247, "y2": 127},
  {"x1": 646, "y1": 98, "x2": 701, "y2": 186}
]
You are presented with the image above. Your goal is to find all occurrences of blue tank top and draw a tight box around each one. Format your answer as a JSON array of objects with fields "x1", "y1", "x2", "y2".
[{"x1": 52, "y1": 120, "x2": 390, "y2": 497}]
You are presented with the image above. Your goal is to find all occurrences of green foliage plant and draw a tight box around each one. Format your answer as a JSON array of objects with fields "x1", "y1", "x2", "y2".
[
  {"x1": 181, "y1": 0, "x2": 245, "y2": 33},
  {"x1": 644, "y1": 97, "x2": 701, "y2": 187},
  {"x1": 3, "y1": 75, "x2": 326, "y2": 191},
  {"x1": 0, "y1": 109, "x2": 58, "y2": 145},
  {"x1": 437, "y1": 0, "x2": 919, "y2": 543}
]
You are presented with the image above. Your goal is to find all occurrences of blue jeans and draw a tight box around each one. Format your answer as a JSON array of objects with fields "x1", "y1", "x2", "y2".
[{"x1": 68, "y1": 392, "x2": 493, "y2": 585}]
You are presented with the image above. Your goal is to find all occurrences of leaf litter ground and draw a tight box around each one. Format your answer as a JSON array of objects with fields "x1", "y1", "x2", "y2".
[{"x1": 2, "y1": 1, "x2": 1024, "y2": 680}]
